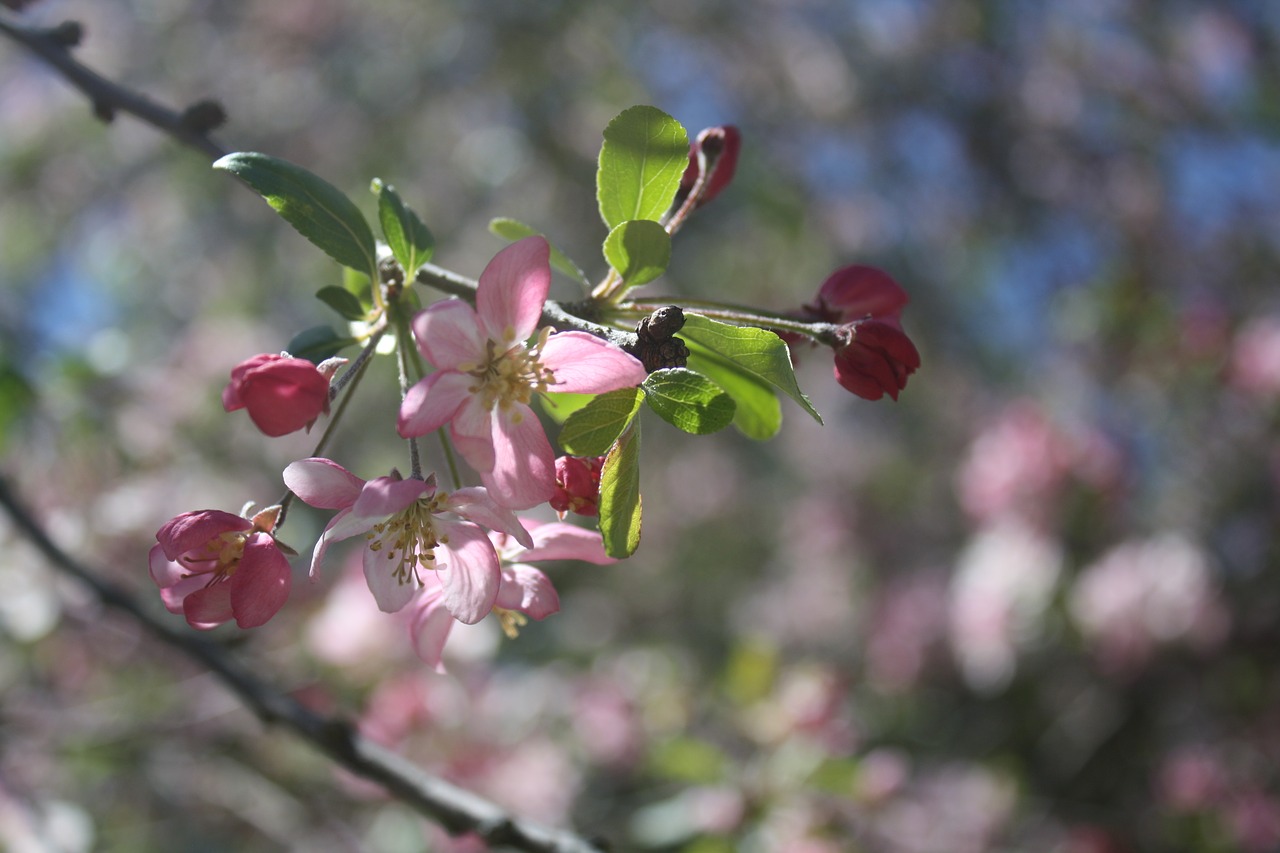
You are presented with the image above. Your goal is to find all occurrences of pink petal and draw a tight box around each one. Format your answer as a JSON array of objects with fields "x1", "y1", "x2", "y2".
[
  {"x1": 283, "y1": 458, "x2": 365, "y2": 509},
  {"x1": 230, "y1": 534, "x2": 292, "y2": 628},
  {"x1": 158, "y1": 573, "x2": 206, "y2": 615},
  {"x1": 495, "y1": 564, "x2": 560, "y2": 619},
  {"x1": 363, "y1": 544, "x2": 419, "y2": 613},
  {"x1": 413, "y1": 300, "x2": 485, "y2": 370},
  {"x1": 477, "y1": 237, "x2": 550, "y2": 345},
  {"x1": 149, "y1": 544, "x2": 189, "y2": 589},
  {"x1": 481, "y1": 405, "x2": 555, "y2": 509},
  {"x1": 450, "y1": 397, "x2": 497, "y2": 473},
  {"x1": 307, "y1": 508, "x2": 352, "y2": 579},
  {"x1": 435, "y1": 520, "x2": 500, "y2": 624},
  {"x1": 156, "y1": 510, "x2": 251, "y2": 561},
  {"x1": 183, "y1": 582, "x2": 234, "y2": 630},
  {"x1": 522, "y1": 522, "x2": 615, "y2": 565},
  {"x1": 540, "y1": 332, "x2": 648, "y2": 393},
  {"x1": 445, "y1": 487, "x2": 534, "y2": 549},
  {"x1": 350, "y1": 476, "x2": 433, "y2": 520},
  {"x1": 398, "y1": 370, "x2": 473, "y2": 438},
  {"x1": 408, "y1": 584, "x2": 453, "y2": 674}
]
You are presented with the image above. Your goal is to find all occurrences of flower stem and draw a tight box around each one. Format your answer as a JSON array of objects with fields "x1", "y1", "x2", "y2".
[{"x1": 616, "y1": 297, "x2": 840, "y2": 344}]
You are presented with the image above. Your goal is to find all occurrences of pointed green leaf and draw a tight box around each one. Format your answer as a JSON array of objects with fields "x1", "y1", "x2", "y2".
[
  {"x1": 373, "y1": 178, "x2": 435, "y2": 274},
  {"x1": 315, "y1": 285, "x2": 366, "y2": 321},
  {"x1": 285, "y1": 325, "x2": 356, "y2": 363},
  {"x1": 214, "y1": 152, "x2": 377, "y2": 276},
  {"x1": 685, "y1": 346, "x2": 782, "y2": 440},
  {"x1": 679, "y1": 313, "x2": 823, "y2": 424},
  {"x1": 341, "y1": 265, "x2": 374, "y2": 305},
  {"x1": 603, "y1": 219, "x2": 671, "y2": 288},
  {"x1": 599, "y1": 419, "x2": 642, "y2": 559},
  {"x1": 596, "y1": 106, "x2": 689, "y2": 229},
  {"x1": 642, "y1": 368, "x2": 734, "y2": 435},
  {"x1": 559, "y1": 386, "x2": 644, "y2": 456},
  {"x1": 489, "y1": 218, "x2": 590, "y2": 287}
]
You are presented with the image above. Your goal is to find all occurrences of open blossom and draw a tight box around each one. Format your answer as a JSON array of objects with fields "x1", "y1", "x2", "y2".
[
  {"x1": 410, "y1": 519, "x2": 615, "y2": 671},
  {"x1": 283, "y1": 457, "x2": 529, "y2": 622},
  {"x1": 807, "y1": 265, "x2": 920, "y2": 401},
  {"x1": 148, "y1": 505, "x2": 292, "y2": 630},
  {"x1": 397, "y1": 237, "x2": 648, "y2": 509},
  {"x1": 222, "y1": 353, "x2": 332, "y2": 436}
]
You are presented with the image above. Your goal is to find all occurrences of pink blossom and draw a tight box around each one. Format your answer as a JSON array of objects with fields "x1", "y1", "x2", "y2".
[
  {"x1": 397, "y1": 237, "x2": 648, "y2": 508},
  {"x1": 222, "y1": 353, "x2": 332, "y2": 436},
  {"x1": 282, "y1": 457, "x2": 528, "y2": 623},
  {"x1": 550, "y1": 455, "x2": 605, "y2": 517},
  {"x1": 410, "y1": 519, "x2": 614, "y2": 671},
  {"x1": 148, "y1": 505, "x2": 291, "y2": 630},
  {"x1": 1229, "y1": 315, "x2": 1280, "y2": 398}
]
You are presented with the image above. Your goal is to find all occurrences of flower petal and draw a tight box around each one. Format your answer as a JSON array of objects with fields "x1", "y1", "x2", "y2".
[
  {"x1": 445, "y1": 487, "x2": 534, "y2": 548},
  {"x1": 350, "y1": 476, "x2": 433, "y2": 520},
  {"x1": 435, "y1": 520, "x2": 500, "y2": 624},
  {"x1": 183, "y1": 582, "x2": 234, "y2": 630},
  {"x1": 408, "y1": 582, "x2": 453, "y2": 674},
  {"x1": 230, "y1": 533, "x2": 292, "y2": 628},
  {"x1": 284, "y1": 458, "x2": 366, "y2": 509},
  {"x1": 477, "y1": 236, "x2": 550, "y2": 345},
  {"x1": 398, "y1": 370, "x2": 473, "y2": 438},
  {"x1": 155, "y1": 510, "x2": 251, "y2": 561},
  {"x1": 413, "y1": 300, "x2": 486, "y2": 370},
  {"x1": 450, "y1": 397, "x2": 497, "y2": 473},
  {"x1": 495, "y1": 564, "x2": 560, "y2": 619},
  {"x1": 481, "y1": 404, "x2": 555, "y2": 509},
  {"x1": 363, "y1": 544, "x2": 419, "y2": 613},
  {"x1": 522, "y1": 521, "x2": 616, "y2": 565},
  {"x1": 540, "y1": 332, "x2": 648, "y2": 393}
]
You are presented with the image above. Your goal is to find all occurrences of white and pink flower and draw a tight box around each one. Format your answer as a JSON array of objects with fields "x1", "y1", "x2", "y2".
[
  {"x1": 397, "y1": 237, "x2": 647, "y2": 508},
  {"x1": 410, "y1": 519, "x2": 614, "y2": 671},
  {"x1": 283, "y1": 457, "x2": 528, "y2": 623}
]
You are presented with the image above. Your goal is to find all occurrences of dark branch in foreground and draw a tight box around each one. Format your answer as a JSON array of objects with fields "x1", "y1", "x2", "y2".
[
  {"x1": 0, "y1": 11, "x2": 228, "y2": 160},
  {"x1": 0, "y1": 476, "x2": 607, "y2": 853}
]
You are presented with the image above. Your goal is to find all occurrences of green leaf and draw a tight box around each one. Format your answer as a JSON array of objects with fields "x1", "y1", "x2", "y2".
[
  {"x1": 315, "y1": 285, "x2": 366, "y2": 321},
  {"x1": 214, "y1": 152, "x2": 377, "y2": 276},
  {"x1": 559, "y1": 387, "x2": 644, "y2": 456},
  {"x1": 642, "y1": 368, "x2": 735, "y2": 435},
  {"x1": 538, "y1": 390, "x2": 597, "y2": 425},
  {"x1": 341, "y1": 265, "x2": 373, "y2": 305},
  {"x1": 489, "y1": 218, "x2": 590, "y2": 287},
  {"x1": 685, "y1": 346, "x2": 782, "y2": 440},
  {"x1": 372, "y1": 178, "x2": 435, "y2": 274},
  {"x1": 679, "y1": 313, "x2": 823, "y2": 424},
  {"x1": 596, "y1": 106, "x2": 689, "y2": 229},
  {"x1": 285, "y1": 325, "x2": 356, "y2": 363},
  {"x1": 603, "y1": 219, "x2": 671, "y2": 288},
  {"x1": 599, "y1": 418, "x2": 642, "y2": 559}
]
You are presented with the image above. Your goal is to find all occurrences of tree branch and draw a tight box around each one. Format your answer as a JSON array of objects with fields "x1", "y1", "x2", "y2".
[
  {"x1": 0, "y1": 11, "x2": 228, "y2": 160},
  {"x1": 0, "y1": 476, "x2": 607, "y2": 853}
]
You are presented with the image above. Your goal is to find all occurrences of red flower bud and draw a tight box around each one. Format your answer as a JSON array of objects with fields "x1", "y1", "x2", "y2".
[
  {"x1": 550, "y1": 455, "x2": 605, "y2": 517},
  {"x1": 222, "y1": 353, "x2": 331, "y2": 437},
  {"x1": 678, "y1": 125, "x2": 741, "y2": 209},
  {"x1": 833, "y1": 319, "x2": 920, "y2": 401}
]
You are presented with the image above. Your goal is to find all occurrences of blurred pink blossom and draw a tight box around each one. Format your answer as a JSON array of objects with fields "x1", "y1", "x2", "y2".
[
  {"x1": 1069, "y1": 533, "x2": 1228, "y2": 674},
  {"x1": 948, "y1": 520, "x2": 1063, "y2": 692},
  {"x1": 1229, "y1": 315, "x2": 1280, "y2": 398}
]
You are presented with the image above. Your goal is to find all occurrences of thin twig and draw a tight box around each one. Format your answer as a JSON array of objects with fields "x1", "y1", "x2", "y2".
[
  {"x1": 0, "y1": 11, "x2": 228, "y2": 160},
  {"x1": 0, "y1": 476, "x2": 607, "y2": 853}
]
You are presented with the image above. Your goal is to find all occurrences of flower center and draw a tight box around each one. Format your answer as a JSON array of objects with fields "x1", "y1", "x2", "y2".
[
  {"x1": 366, "y1": 493, "x2": 449, "y2": 588},
  {"x1": 465, "y1": 327, "x2": 556, "y2": 419},
  {"x1": 495, "y1": 607, "x2": 528, "y2": 639},
  {"x1": 181, "y1": 530, "x2": 248, "y2": 583}
]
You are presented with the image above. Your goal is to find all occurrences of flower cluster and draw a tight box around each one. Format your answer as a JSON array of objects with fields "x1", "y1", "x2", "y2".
[{"x1": 148, "y1": 121, "x2": 923, "y2": 670}]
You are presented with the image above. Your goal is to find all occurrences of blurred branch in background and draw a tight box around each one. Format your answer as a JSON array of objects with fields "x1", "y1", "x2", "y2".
[
  {"x1": 0, "y1": 9, "x2": 227, "y2": 159},
  {"x1": 0, "y1": 474, "x2": 606, "y2": 853}
]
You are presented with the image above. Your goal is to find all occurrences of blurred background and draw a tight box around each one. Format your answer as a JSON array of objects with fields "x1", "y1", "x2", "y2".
[{"x1": 2, "y1": 0, "x2": 1279, "y2": 850}]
